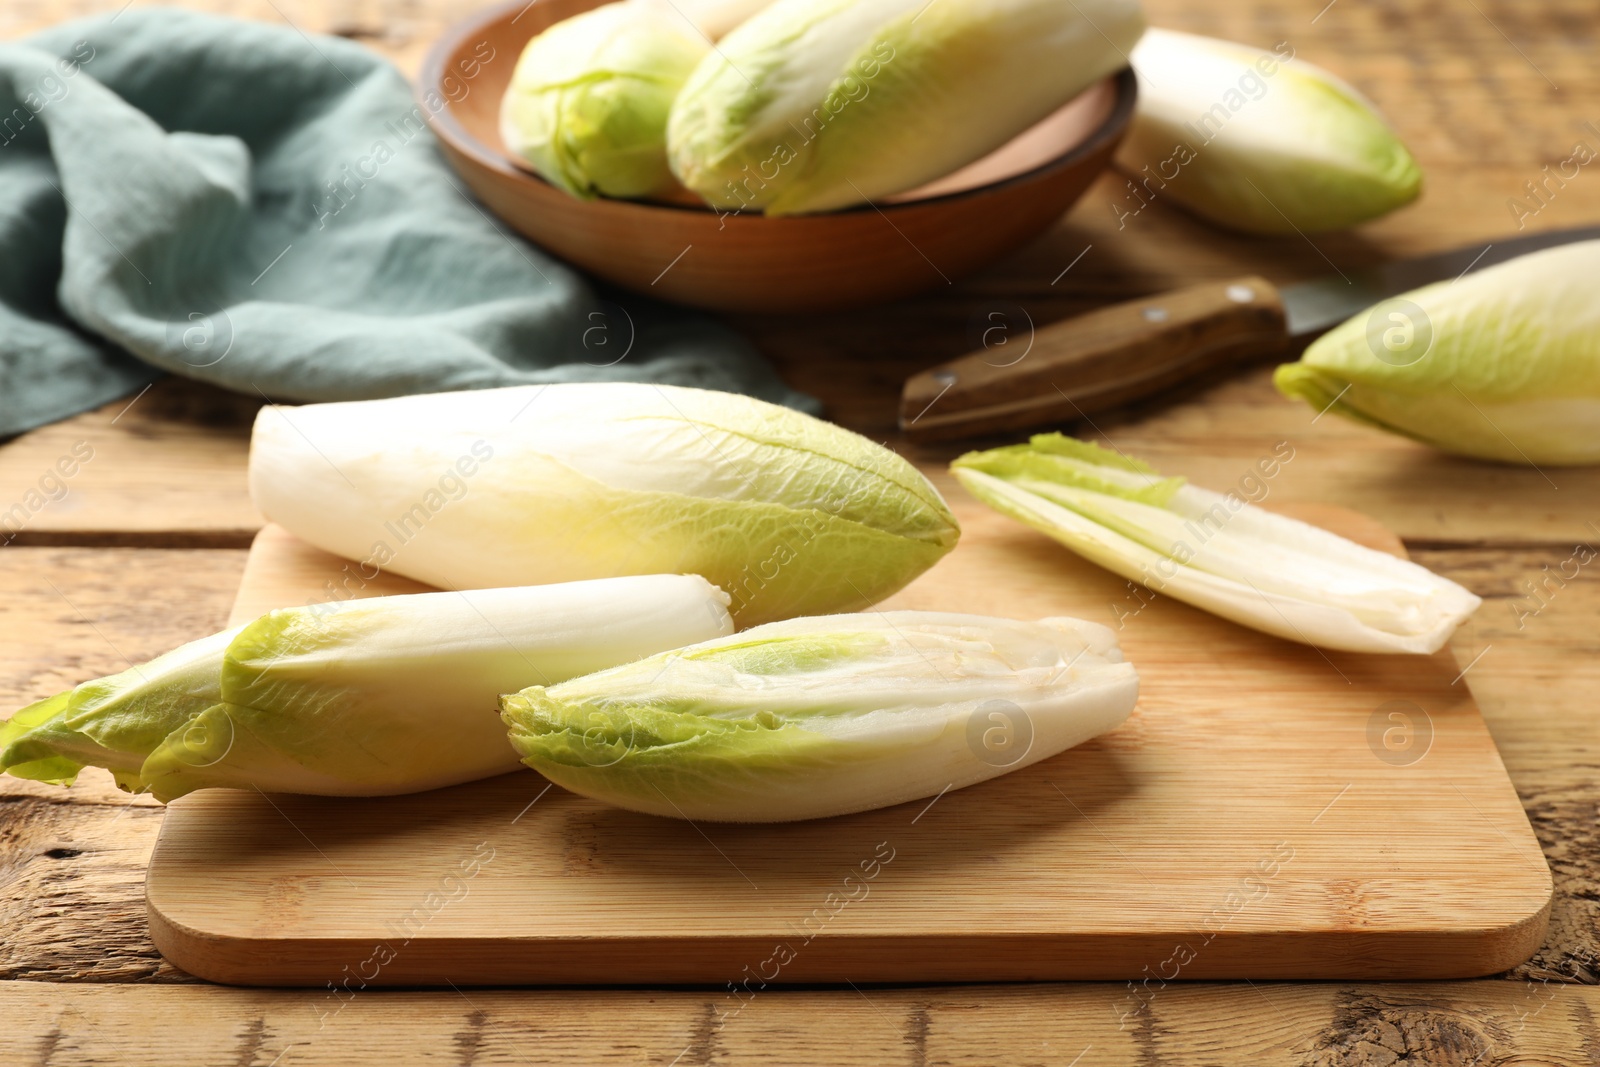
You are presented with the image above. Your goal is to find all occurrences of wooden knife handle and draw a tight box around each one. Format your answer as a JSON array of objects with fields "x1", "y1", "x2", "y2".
[{"x1": 900, "y1": 276, "x2": 1289, "y2": 442}]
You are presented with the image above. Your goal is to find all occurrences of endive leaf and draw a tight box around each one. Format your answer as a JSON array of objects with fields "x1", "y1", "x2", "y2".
[{"x1": 953, "y1": 435, "x2": 1480, "y2": 654}]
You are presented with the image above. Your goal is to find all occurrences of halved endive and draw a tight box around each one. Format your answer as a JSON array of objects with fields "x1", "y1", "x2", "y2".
[
  {"x1": 501, "y1": 611, "x2": 1138, "y2": 822},
  {"x1": 249, "y1": 384, "x2": 959, "y2": 626},
  {"x1": 1276, "y1": 240, "x2": 1600, "y2": 465},
  {"x1": 0, "y1": 576, "x2": 732, "y2": 801},
  {"x1": 666, "y1": 0, "x2": 1145, "y2": 215},
  {"x1": 951, "y1": 436, "x2": 1480, "y2": 654},
  {"x1": 1117, "y1": 29, "x2": 1421, "y2": 234}
]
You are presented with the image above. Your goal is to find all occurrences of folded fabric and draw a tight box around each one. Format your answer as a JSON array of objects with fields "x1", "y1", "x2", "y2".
[{"x1": 0, "y1": 9, "x2": 812, "y2": 438}]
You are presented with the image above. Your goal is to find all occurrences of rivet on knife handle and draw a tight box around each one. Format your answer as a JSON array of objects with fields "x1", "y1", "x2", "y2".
[{"x1": 900, "y1": 276, "x2": 1289, "y2": 442}]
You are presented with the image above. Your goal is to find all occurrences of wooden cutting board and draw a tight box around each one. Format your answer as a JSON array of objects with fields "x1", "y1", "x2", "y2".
[{"x1": 145, "y1": 487, "x2": 1552, "y2": 986}]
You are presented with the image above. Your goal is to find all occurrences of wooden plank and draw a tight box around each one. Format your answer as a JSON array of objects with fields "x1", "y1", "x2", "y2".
[
  {"x1": 143, "y1": 502, "x2": 1549, "y2": 985},
  {"x1": 2, "y1": 981, "x2": 1599, "y2": 1066},
  {"x1": 0, "y1": 545, "x2": 247, "y2": 719},
  {"x1": 0, "y1": 545, "x2": 245, "y2": 982},
  {"x1": 1411, "y1": 546, "x2": 1600, "y2": 987},
  {"x1": 0, "y1": 379, "x2": 260, "y2": 546}
]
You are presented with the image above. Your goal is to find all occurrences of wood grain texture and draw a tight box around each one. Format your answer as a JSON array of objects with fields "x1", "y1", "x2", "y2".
[
  {"x1": 0, "y1": 546, "x2": 245, "y2": 982},
  {"x1": 3, "y1": 981, "x2": 1600, "y2": 1066},
  {"x1": 143, "y1": 505, "x2": 1549, "y2": 985},
  {"x1": 0, "y1": 0, "x2": 1597, "y2": 1059},
  {"x1": 0, "y1": 379, "x2": 261, "y2": 546},
  {"x1": 1410, "y1": 547, "x2": 1600, "y2": 988}
]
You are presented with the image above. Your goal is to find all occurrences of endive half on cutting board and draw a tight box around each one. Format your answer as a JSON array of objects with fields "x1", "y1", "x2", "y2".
[
  {"x1": 952, "y1": 435, "x2": 1480, "y2": 653},
  {"x1": 502, "y1": 611, "x2": 1139, "y2": 822}
]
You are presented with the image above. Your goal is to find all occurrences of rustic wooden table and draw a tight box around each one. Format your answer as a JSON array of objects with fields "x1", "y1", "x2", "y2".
[{"x1": 3, "y1": 0, "x2": 1598, "y2": 1062}]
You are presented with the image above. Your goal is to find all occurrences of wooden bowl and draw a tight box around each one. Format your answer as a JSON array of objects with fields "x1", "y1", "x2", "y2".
[{"x1": 419, "y1": 0, "x2": 1136, "y2": 313}]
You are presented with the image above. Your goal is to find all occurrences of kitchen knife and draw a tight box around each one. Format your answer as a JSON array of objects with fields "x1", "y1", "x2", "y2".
[{"x1": 899, "y1": 224, "x2": 1600, "y2": 442}]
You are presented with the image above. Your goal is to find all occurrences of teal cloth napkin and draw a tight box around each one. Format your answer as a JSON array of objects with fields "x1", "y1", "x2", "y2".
[{"x1": 0, "y1": 9, "x2": 811, "y2": 438}]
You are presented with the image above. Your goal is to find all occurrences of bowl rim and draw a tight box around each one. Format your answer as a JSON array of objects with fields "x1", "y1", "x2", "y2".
[{"x1": 418, "y1": 0, "x2": 1138, "y2": 219}]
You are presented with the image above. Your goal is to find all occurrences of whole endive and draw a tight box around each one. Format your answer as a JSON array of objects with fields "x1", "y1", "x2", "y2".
[
  {"x1": 1276, "y1": 240, "x2": 1600, "y2": 465},
  {"x1": 1116, "y1": 29, "x2": 1421, "y2": 234},
  {"x1": 501, "y1": 1, "x2": 710, "y2": 200},
  {"x1": 249, "y1": 384, "x2": 959, "y2": 626},
  {"x1": 502, "y1": 611, "x2": 1139, "y2": 822},
  {"x1": 952, "y1": 435, "x2": 1480, "y2": 654},
  {"x1": 667, "y1": 0, "x2": 1145, "y2": 215},
  {"x1": 0, "y1": 576, "x2": 732, "y2": 801}
]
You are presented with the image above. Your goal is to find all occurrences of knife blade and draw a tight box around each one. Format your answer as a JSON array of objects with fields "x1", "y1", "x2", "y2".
[{"x1": 900, "y1": 224, "x2": 1600, "y2": 443}]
